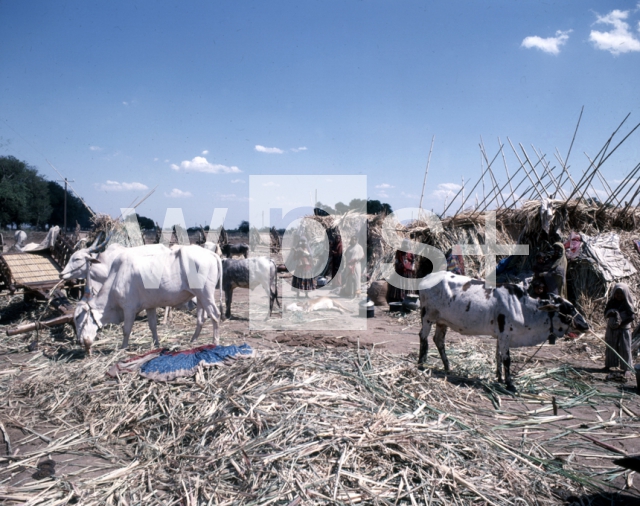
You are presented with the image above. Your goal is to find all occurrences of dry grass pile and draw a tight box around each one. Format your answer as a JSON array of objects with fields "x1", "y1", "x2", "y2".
[
  {"x1": 2, "y1": 330, "x2": 638, "y2": 504},
  {"x1": 88, "y1": 213, "x2": 145, "y2": 248}
]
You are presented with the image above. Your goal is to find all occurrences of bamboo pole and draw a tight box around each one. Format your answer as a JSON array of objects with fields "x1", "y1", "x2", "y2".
[
  {"x1": 507, "y1": 138, "x2": 545, "y2": 200},
  {"x1": 584, "y1": 153, "x2": 615, "y2": 202},
  {"x1": 531, "y1": 145, "x2": 566, "y2": 199},
  {"x1": 563, "y1": 106, "x2": 584, "y2": 171},
  {"x1": 418, "y1": 135, "x2": 435, "y2": 219},
  {"x1": 553, "y1": 148, "x2": 577, "y2": 191},
  {"x1": 604, "y1": 162, "x2": 640, "y2": 208},
  {"x1": 480, "y1": 138, "x2": 507, "y2": 208},
  {"x1": 519, "y1": 143, "x2": 550, "y2": 198},
  {"x1": 498, "y1": 137, "x2": 516, "y2": 206},
  {"x1": 564, "y1": 115, "x2": 632, "y2": 203},
  {"x1": 447, "y1": 145, "x2": 503, "y2": 216}
]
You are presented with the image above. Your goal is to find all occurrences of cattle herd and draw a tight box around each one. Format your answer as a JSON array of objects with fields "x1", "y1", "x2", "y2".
[{"x1": 56, "y1": 235, "x2": 591, "y2": 391}]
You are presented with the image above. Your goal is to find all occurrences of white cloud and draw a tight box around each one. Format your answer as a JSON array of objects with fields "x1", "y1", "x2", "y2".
[
  {"x1": 89, "y1": 145, "x2": 102, "y2": 151},
  {"x1": 97, "y1": 180, "x2": 149, "y2": 192},
  {"x1": 165, "y1": 188, "x2": 192, "y2": 198},
  {"x1": 377, "y1": 191, "x2": 389, "y2": 199},
  {"x1": 202, "y1": 150, "x2": 209, "y2": 155},
  {"x1": 255, "y1": 145, "x2": 284, "y2": 154},
  {"x1": 122, "y1": 101, "x2": 128, "y2": 106},
  {"x1": 375, "y1": 183, "x2": 394, "y2": 189},
  {"x1": 590, "y1": 9, "x2": 640, "y2": 55},
  {"x1": 262, "y1": 181, "x2": 280, "y2": 187},
  {"x1": 217, "y1": 193, "x2": 251, "y2": 202},
  {"x1": 164, "y1": 159, "x2": 169, "y2": 163},
  {"x1": 432, "y1": 183, "x2": 462, "y2": 200},
  {"x1": 521, "y1": 29, "x2": 572, "y2": 55},
  {"x1": 231, "y1": 179, "x2": 245, "y2": 184},
  {"x1": 401, "y1": 191, "x2": 419, "y2": 199},
  {"x1": 153, "y1": 157, "x2": 159, "y2": 161},
  {"x1": 170, "y1": 156, "x2": 241, "y2": 174},
  {"x1": 290, "y1": 147, "x2": 307, "y2": 152}
]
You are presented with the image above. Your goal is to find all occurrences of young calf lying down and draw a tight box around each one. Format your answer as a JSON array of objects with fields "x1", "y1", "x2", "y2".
[{"x1": 286, "y1": 296, "x2": 347, "y2": 314}]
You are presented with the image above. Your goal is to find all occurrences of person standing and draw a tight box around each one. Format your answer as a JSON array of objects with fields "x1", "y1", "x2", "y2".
[
  {"x1": 324, "y1": 229, "x2": 343, "y2": 286},
  {"x1": 604, "y1": 283, "x2": 635, "y2": 378},
  {"x1": 387, "y1": 239, "x2": 416, "y2": 302},
  {"x1": 340, "y1": 235, "x2": 364, "y2": 298},
  {"x1": 542, "y1": 242, "x2": 567, "y2": 298},
  {"x1": 290, "y1": 237, "x2": 315, "y2": 297}
]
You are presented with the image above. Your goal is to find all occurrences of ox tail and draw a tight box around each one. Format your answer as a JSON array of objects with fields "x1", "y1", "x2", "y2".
[
  {"x1": 217, "y1": 254, "x2": 225, "y2": 321},
  {"x1": 271, "y1": 259, "x2": 281, "y2": 308}
]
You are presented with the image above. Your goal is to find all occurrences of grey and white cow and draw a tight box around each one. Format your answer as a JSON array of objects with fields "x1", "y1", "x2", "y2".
[
  {"x1": 418, "y1": 271, "x2": 589, "y2": 391},
  {"x1": 222, "y1": 257, "x2": 279, "y2": 318}
]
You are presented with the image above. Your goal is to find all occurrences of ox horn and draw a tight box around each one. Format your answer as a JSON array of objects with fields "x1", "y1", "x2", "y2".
[
  {"x1": 88, "y1": 232, "x2": 111, "y2": 254},
  {"x1": 73, "y1": 238, "x2": 86, "y2": 251},
  {"x1": 87, "y1": 231, "x2": 104, "y2": 251}
]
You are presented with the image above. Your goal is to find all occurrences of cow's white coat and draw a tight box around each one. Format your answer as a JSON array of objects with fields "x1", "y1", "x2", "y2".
[
  {"x1": 418, "y1": 271, "x2": 588, "y2": 390},
  {"x1": 74, "y1": 244, "x2": 223, "y2": 354}
]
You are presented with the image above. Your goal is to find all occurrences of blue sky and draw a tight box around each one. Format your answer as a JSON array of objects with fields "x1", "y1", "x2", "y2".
[{"x1": 1, "y1": 1, "x2": 639, "y2": 229}]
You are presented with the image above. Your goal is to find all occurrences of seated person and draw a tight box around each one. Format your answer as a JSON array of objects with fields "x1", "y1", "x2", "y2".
[{"x1": 528, "y1": 277, "x2": 549, "y2": 300}]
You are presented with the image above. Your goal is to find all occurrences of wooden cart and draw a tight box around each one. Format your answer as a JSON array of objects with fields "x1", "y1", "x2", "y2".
[
  {"x1": 0, "y1": 233, "x2": 75, "y2": 299},
  {"x1": 1, "y1": 234, "x2": 78, "y2": 337}
]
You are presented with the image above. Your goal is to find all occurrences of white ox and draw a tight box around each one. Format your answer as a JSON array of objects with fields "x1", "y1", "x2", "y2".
[
  {"x1": 14, "y1": 230, "x2": 27, "y2": 247},
  {"x1": 418, "y1": 271, "x2": 589, "y2": 391},
  {"x1": 62, "y1": 239, "x2": 223, "y2": 322},
  {"x1": 74, "y1": 244, "x2": 223, "y2": 355},
  {"x1": 203, "y1": 241, "x2": 223, "y2": 257},
  {"x1": 60, "y1": 238, "x2": 125, "y2": 295}
]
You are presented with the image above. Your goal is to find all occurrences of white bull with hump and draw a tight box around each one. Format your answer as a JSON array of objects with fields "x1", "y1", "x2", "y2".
[
  {"x1": 74, "y1": 244, "x2": 223, "y2": 355},
  {"x1": 60, "y1": 235, "x2": 124, "y2": 294},
  {"x1": 418, "y1": 271, "x2": 589, "y2": 391}
]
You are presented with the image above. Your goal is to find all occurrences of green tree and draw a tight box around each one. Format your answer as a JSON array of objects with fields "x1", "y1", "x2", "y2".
[
  {"x1": 366, "y1": 199, "x2": 393, "y2": 215},
  {"x1": 47, "y1": 181, "x2": 93, "y2": 229},
  {"x1": 0, "y1": 156, "x2": 31, "y2": 227},
  {"x1": 348, "y1": 198, "x2": 367, "y2": 212},
  {"x1": 27, "y1": 170, "x2": 52, "y2": 228},
  {"x1": 237, "y1": 220, "x2": 250, "y2": 234},
  {"x1": 136, "y1": 214, "x2": 155, "y2": 230},
  {"x1": 315, "y1": 201, "x2": 335, "y2": 214}
]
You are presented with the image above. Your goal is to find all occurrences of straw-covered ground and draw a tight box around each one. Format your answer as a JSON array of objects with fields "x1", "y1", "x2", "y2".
[{"x1": 2, "y1": 293, "x2": 640, "y2": 505}]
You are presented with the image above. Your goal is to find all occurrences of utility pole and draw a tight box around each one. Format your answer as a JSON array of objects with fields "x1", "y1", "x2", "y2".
[{"x1": 57, "y1": 177, "x2": 75, "y2": 234}]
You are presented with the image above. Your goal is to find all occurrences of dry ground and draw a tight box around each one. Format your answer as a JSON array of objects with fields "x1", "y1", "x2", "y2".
[{"x1": 1, "y1": 230, "x2": 640, "y2": 503}]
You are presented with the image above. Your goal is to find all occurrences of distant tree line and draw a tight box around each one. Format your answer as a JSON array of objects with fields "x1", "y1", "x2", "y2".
[
  {"x1": 315, "y1": 198, "x2": 393, "y2": 216},
  {"x1": 0, "y1": 156, "x2": 93, "y2": 229}
]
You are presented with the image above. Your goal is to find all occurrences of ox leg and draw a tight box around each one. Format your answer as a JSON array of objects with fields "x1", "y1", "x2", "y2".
[
  {"x1": 503, "y1": 350, "x2": 515, "y2": 392},
  {"x1": 418, "y1": 310, "x2": 431, "y2": 368},
  {"x1": 121, "y1": 311, "x2": 136, "y2": 349},
  {"x1": 210, "y1": 309, "x2": 220, "y2": 345},
  {"x1": 225, "y1": 288, "x2": 233, "y2": 319},
  {"x1": 495, "y1": 346, "x2": 503, "y2": 383},
  {"x1": 194, "y1": 303, "x2": 221, "y2": 346},
  {"x1": 265, "y1": 283, "x2": 272, "y2": 318},
  {"x1": 147, "y1": 308, "x2": 160, "y2": 348},
  {"x1": 433, "y1": 324, "x2": 451, "y2": 373},
  {"x1": 497, "y1": 338, "x2": 516, "y2": 392},
  {"x1": 190, "y1": 307, "x2": 205, "y2": 344}
]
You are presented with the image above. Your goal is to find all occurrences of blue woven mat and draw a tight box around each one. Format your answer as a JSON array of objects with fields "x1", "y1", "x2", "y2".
[{"x1": 139, "y1": 343, "x2": 253, "y2": 381}]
